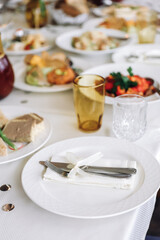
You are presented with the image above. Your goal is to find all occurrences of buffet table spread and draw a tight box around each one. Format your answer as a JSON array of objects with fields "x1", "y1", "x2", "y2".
[{"x1": 0, "y1": 3, "x2": 160, "y2": 240}]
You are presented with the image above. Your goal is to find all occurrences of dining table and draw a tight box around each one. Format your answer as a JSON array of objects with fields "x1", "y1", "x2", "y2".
[{"x1": 0, "y1": 2, "x2": 160, "y2": 240}]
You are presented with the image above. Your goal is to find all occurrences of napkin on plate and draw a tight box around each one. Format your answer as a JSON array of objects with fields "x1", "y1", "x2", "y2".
[{"x1": 43, "y1": 152, "x2": 137, "y2": 189}]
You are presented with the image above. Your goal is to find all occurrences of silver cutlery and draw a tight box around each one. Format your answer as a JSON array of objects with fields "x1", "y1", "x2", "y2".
[{"x1": 39, "y1": 160, "x2": 136, "y2": 178}]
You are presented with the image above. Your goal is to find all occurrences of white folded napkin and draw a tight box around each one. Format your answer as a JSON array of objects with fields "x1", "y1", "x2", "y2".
[{"x1": 43, "y1": 152, "x2": 137, "y2": 190}]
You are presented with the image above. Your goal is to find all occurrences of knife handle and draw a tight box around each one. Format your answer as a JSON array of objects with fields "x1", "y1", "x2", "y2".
[
  {"x1": 81, "y1": 166, "x2": 136, "y2": 175},
  {"x1": 83, "y1": 169, "x2": 132, "y2": 178}
]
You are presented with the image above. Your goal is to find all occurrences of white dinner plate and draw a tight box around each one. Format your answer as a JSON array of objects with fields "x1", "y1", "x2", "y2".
[
  {"x1": 22, "y1": 136, "x2": 160, "y2": 219},
  {"x1": 0, "y1": 105, "x2": 52, "y2": 164},
  {"x1": 82, "y1": 63, "x2": 160, "y2": 104},
  {"x1": 2, "y1": 29, "x2": 54, "y2": 56},
  {"x1": 56, "y1": 28, "x2": 132, "y2": 56},
  {"x1": 13, "y1": 62, "x2": 73, "y2": 93},
  {"x1": 112, "y1": 44, "x2": 160, "y2": 64}
]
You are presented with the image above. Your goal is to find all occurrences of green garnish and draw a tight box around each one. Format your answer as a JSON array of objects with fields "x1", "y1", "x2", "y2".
[
  {"x1": 110, "y1": 67, "x2": 137, "y2": 93},
  {"x1": 55, "y1": 69, "x2": 67, "y2": 75},
  {"x1": 39, "y1": 0, "x2": 46, "y2": 18},
  {"x1": 25, "y1": 75, "x2": 39, "y2": 86},
  {"x1": 31, "y1": 71, "x2": 38, "y2": 77},
  {"x1": 127, "y1": 67, "x2": 134, "y2": 76},
  {"x1": 0, "y1": 129, "x2": 17, "y2": 150}
]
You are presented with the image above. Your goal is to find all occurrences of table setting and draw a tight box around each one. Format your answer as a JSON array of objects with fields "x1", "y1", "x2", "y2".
[{"x1": 0, "y1": 0, "x2": 160, "y2": 239}]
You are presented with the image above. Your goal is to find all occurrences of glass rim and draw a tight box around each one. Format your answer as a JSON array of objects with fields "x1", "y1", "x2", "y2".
[
  {"x1": 73, "y1": 74, "x2": 105, "y2": 88},
  {"x1": 114, "y1": 94, "x2": 147, "y2": 105}
]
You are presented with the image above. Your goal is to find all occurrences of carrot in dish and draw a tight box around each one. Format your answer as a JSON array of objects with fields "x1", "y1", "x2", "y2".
[{"x1": 105, "y1": 67, "x2": 157, "y2": 97}]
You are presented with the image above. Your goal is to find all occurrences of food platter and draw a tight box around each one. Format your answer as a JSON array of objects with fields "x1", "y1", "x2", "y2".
[
  {"x1": 13, "y1": 61, "x2": 73, "y2": 93},
  {"x1": 56, "y1": 28, "x2": 133, "y2": 56},
  {"x1": 22, "y1": 136, "x2": 160, "y2": 219},
  {"x1": 0, "y1": 105, "x2": 52, "y2": 164},
  {"x1": 2, "y1": 28, "x2": 54, "y2": 56},
  {"x1": 82, "y1": 63, "x2": 160, "y2": 104}
]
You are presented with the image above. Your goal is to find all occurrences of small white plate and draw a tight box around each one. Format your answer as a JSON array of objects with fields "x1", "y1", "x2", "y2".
[
  {"x1": 22, "y1": 136, "x2": 160, "y2": 219},
  {"x1": 2, "y1": 29, "x2": 54, "y2": 56},
  {"x1": 82, "y1": 63, "x2": 160, "y2": 104},
  {"x1": 56, "y1": 28, "x2": 133, "y2": 56},
  {"x1": 0, "y1": 105, "x2": 52, "y2": 164},
  {"x1": 112, "y1": 44, "x2": 160, "y2": 64}
]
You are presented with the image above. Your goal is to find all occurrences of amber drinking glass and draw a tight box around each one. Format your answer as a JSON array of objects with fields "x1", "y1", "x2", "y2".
[{"x1": 73, "y1": 74, "x2": 105, "y2": 132}]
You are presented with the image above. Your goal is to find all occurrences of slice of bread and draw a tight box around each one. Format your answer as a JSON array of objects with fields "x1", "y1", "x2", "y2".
[
  {"x1": 3, "y1": 113, "x2": 44, "y2": 143},
  {"x1": 0, "y1": 109, "x2": 8, "y2": 129},
  {"x1": 65, "y1": 0, "x2": 89, "y2": 14},
  {"x1": 0, "y1": 138, "x2": 7, "y2": 156}
]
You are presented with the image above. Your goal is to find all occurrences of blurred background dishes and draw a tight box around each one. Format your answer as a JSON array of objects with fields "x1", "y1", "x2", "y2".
[
  {"x1": 49, "y1": 0, "x2": 89, "y2": 25},
  {"x1": 112, "y1": 44, "x2": 160, "y2": 64}
]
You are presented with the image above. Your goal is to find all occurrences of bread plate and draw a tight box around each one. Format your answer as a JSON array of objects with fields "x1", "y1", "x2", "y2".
[{"x1": 0, "y1": 105, "x2": 52, "y2": 164}]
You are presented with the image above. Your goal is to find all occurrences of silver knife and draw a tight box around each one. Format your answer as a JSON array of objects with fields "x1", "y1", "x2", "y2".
[{"x1": 39, "y1": 161, "x2": 136, "y2": 178}]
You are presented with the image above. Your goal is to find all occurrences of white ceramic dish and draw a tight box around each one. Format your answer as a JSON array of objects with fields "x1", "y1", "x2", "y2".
[
  {"x1": 50, "y1": 7, "x2": 89, "y2": 25},
  {"x1": 0, "y1": 105, "x2": 52, "y2": 164},
  {"x1": 22, "y1": 136, "x2": 160, "y2": 219},
  {"x1": 13, "y1": 62, "x2": 73, "y2": 93},
  {"x1": 112, "y1": 44, "x2": 160, "y2": 64},
  {"x1": 2, "y1": 29, "x2": 54, "y2": 56},
  {"x1": 56, "y1": 28, "x2": 132, "y2": 56},
  {"x1": 82, "y1": 63, "x2": 160, "y2": 104}
]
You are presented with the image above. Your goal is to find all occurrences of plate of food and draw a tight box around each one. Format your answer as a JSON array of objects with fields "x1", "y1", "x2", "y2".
[
  {"x1": 13, "y1": 51, "x2": 80, "y2": 93},
  {"x1": 83, "y1": 17, "x2": 136, "y2": 34},
  {"x1": 0, "y1": 105, "x2": 52, "y2": 164},
  {"x1": 112, "y1": 44, "x2": 160, "y2": 64},
  {"x1": 2, "y1": 28, "x2": 54, "y2": 55},
  {"x1": 91, "y1": 4, "x2": 148, "y2": 18},
  {"x1": 49, "y1": 0, "x2": 89, "y2": 25},
  {"x1": 55, "y1": 28, "x2": 132, "y2": 56},
  {"x1": 82, "y1": 63, "x2": 160, "y2": 104},
  {"x1": 22, "y1": 136, "x2": 160, "y2": 218}
]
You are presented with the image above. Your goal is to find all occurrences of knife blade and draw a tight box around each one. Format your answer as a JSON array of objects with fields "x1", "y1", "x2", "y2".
[
  {"x1": 40, "y1": 160, "x2": 132, "y2": 178},
  {"x1": 39, "y1": 161, "x2": 136, "y2": 175}
]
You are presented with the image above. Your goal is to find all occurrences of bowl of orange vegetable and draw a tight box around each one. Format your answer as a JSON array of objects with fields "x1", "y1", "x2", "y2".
[{"x1": 81, "y1": 63, "x2": 160, "y2": 104}]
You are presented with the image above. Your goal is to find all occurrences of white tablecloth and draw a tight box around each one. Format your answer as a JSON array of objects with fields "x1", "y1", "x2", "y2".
[
  {"x1": 0, "y1": 87, "x2": 159, "y2": 240},
  {"x1": 0, "y1": 9, "x2": 160, "y2": 240}
]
